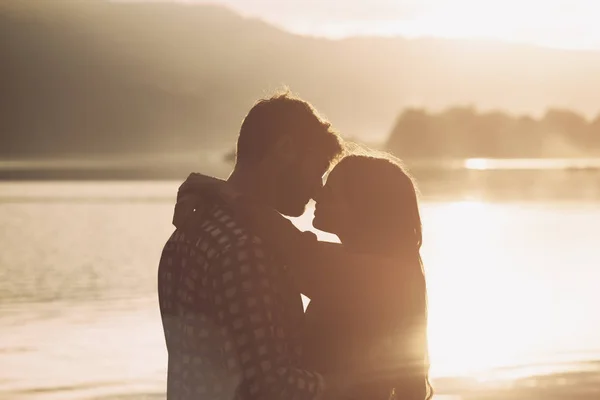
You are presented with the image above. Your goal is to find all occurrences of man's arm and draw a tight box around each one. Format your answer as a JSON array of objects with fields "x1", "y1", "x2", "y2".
[
  {"x1": 289, "y1": 235, "x2": 347, "y2": 300},
  {"x1": 289, "y1": 234, "x2": 395, "y2": 303},
  {"x1": 211, "y1": 236, "x2": 325, "y2": 400}
]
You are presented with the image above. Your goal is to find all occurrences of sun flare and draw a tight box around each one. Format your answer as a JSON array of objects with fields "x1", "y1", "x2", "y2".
[
  {"x1": 210, "y1": 0, "x2": 600, "y2": 50},
  {"x1": 420, "y1": 200, "x2": 594, "y2": 378},
  {"x1": 294, "y1": 201, "x2": 572, "y2": 378}
]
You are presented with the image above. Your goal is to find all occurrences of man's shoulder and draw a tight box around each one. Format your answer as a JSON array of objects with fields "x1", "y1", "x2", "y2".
[{"x1": 191, "y1": 204, "x2": 272, "y2": 258}]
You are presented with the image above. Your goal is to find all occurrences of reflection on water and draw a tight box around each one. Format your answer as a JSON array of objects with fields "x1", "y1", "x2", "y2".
[
  {"x1": 1, "y1": 174, "x2": 599, "y2": 399},
  {"x1": 415, "y1": 158, "x2": 600, "y2": 171}
]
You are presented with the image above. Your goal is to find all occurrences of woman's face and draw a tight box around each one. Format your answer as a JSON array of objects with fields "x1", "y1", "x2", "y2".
[{"x1": 312, "y1": 164, "x2": 352, "y2": 235}]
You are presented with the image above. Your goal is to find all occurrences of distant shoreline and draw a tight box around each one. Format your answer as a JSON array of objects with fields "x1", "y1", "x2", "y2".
[{"x1": 1, "y1": 157, "x2": 600, "y2": 181}]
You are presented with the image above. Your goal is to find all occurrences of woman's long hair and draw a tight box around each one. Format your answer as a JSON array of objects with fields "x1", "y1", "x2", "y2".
[{"x1": 335, "y1": 152, "x2": 433, "y2": 400}]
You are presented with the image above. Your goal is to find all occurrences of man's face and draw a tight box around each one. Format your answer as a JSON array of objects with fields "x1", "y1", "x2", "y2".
[{"x1": 273, "y1": 152, "x2": 330, "y2": 217}]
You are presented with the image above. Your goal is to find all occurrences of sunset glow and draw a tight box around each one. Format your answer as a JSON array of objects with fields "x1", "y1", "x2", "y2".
[{"x1": 168, "y1": 0, "x2": 600, "y2": 50}]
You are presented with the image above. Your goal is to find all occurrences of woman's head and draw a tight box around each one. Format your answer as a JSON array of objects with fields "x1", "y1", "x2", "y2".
[{"x1": 313, "y1": 154, "x2": 422, "y2": 254}]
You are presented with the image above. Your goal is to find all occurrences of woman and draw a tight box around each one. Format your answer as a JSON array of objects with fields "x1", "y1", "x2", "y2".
[{"x1": 179, "y1": 154, "x2": 432, "y2": 400}]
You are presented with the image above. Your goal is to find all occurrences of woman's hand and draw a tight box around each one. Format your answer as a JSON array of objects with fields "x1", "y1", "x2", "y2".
[
  {"x1": 173, "y1": 174, "x2": 228, "y2": 229},
  {"x1": 174, "y1": 175, "x2": 310, "y2": 256}
]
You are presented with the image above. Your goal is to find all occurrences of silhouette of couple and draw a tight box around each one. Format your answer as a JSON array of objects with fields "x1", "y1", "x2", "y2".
[{"x1": 158, "y1": 91, "x2": 433, "y2": 400}]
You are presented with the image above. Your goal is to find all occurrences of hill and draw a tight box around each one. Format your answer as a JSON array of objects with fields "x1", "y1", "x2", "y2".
[{"x1": 2, "y1": 0, "x2": 600, "y2": 159}]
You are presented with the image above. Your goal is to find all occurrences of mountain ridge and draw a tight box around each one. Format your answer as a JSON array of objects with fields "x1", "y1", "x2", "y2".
[{"x1": 2, "y1": 0, "x2": 600, "y2": 159}]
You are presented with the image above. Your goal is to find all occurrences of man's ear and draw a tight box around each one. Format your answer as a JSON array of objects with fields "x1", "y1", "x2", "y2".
[{"x1": 273, "y1": 135, "x2": 296, "y2": 163}]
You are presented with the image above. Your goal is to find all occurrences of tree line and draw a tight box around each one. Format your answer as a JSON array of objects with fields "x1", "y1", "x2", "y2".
[{"x1": 386, "y1": 107, "x2": 600, "y2": 158}]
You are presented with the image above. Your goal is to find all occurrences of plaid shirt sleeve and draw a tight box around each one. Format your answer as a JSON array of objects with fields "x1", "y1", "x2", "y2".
[{"x1": 211, "y1": 236, "x2": 325, "y2": 400}]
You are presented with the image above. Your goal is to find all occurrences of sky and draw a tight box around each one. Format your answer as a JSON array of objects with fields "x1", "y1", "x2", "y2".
[{"x1": 154, "y1": 0, "x2": 600, "y2": 50}]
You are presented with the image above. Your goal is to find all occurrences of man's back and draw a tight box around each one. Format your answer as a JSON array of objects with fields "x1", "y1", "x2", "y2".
[{"x1": 158, "y1": 201, "x2": 324, "y2": 400}]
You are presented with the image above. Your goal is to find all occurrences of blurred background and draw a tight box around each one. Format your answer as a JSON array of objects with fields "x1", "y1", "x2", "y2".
[{"x1": 1, "y1": 1, "x2": 599, "y2": 399}]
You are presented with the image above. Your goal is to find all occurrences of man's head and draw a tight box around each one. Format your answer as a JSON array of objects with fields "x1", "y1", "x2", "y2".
[{"x1": 234, "y1": 90, "x2": 343, "y2": 217}]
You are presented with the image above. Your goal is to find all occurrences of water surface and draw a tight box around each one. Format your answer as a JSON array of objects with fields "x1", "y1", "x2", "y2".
[{"x1": 1, "y1": 180, "x2": 599, "y2": 399}]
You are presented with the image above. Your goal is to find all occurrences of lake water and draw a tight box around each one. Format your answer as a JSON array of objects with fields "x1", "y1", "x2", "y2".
[{"x1": 1, "y1": 176, "x2": 600, "y2": 400}]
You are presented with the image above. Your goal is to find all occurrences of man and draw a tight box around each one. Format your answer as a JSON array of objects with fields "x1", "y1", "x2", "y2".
[{"x1": 158, "y1": 91, "x2": 344, "y2": 400}]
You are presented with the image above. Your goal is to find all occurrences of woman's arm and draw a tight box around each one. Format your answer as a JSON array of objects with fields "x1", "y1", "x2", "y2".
[
  {"x1": 221, "y1": 189, "x2": 399, "y2": 301},
  {"x1": 286, "y1": 235, "x2": 347, "y2": 300},
  {"x1": 263, "y1": 231, "x2": 392, "y2": 304}
]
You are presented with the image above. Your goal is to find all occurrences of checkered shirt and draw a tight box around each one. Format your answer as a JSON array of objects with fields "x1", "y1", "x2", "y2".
[{"x1": 158, "y1": 202, "x2": 325, "y2": 400}]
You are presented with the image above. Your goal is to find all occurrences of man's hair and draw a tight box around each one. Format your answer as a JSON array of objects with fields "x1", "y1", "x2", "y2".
[{"x1": 236, "y1": 90, "x2": 343, "y2": 166}]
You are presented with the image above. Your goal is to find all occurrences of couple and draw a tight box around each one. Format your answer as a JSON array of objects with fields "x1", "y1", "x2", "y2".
[{"x1": 158, "y1": 91, "x2": 433, "y2": 400}]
